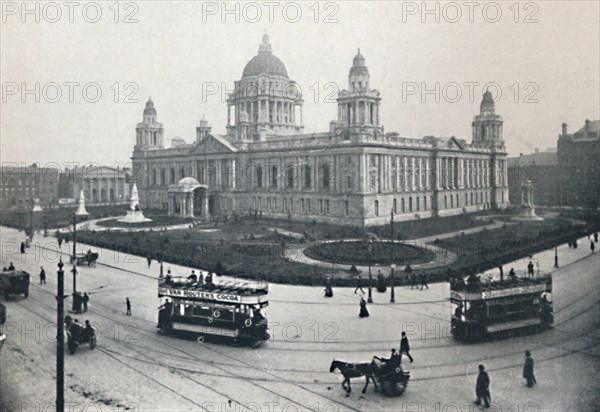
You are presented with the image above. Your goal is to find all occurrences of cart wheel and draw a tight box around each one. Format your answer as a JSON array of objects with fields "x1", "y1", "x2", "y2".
[
  {"x1": 68, "y1": 341, "x2": 77, "y2": 355},
  {"x1": 381, "y1": 380, "x2": 405, "y2": 397},
  {"x1": 89, "y1": 336, "x2": 96, "y2": 350}
]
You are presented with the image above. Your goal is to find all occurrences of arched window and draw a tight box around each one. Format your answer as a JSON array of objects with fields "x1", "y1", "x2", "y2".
[
  {"x1": 271, "y1": 165, "x2": 278, "y2": 188},
  {"x1": 152, "y1": 169, "x2": 157, "y2": 186},
  {"x1": 321, "y1": 163, "x2": 330, "y2": 190},
  {"x1": 160, "y1": 169, "x2": 166, "y2": 186},
  {"x1": 304, "y1": 165, "x2": 311, "y2": 189},
  {"x1": 170, "y1": 168, "x2": 175, "y2": 184},
  {"x1": 374, "y1": 200, "x2": 379, "y2": 217},
  {"x1": 286, "y1": 166, "x2": 294, "y2": 189},
  {"x1": 256, "y1": 165, "x2": 263, "y2": 188}
]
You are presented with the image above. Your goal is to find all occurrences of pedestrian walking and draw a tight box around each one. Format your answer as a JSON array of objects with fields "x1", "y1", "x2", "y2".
[
  {"x1": 83, "y1": 292, "x2": 90, "y2": 312},
  {"x1": 39, "y1": 267, "x2": 46, "y2": 285},
  {"x1": 527, "y1": 261, "x2": 535, "y2": 277},
  {"x1": 400, "y1": 332, "x2": 414, "y2": 362},
  {"x1": 591, "y1": 241, "x2": 595, "y2": 254},
  {"x1": 358, "y1": 296, "x2": 369, "y2": 318},
  {"x1": 126, "y1": 298, "x2": 132, "y2": 315},
  {"x1": 354, "y1": 275, "x2": 365, "y2": 294},
  {"x1": 475, "y1": 364, "x2": 491, "y2": 408},
  {"x1": 420, "y1": 273, "x2": 429, "y2": 290},
  {"x1": 147, "y1": 256, "x2": 152, "y2": 268},
  {"x1": 410, "y1": 273, "x2": 418, "y2": 290},
  {"x1": 20, "y1": 242, "x2": 25, "y2": 254},
  {"x1": 523, "y1": 351, "x2": 536, "y2": 387},
  {"x1": 594, "y1": 232, "x2": 598, "y2": 243}
]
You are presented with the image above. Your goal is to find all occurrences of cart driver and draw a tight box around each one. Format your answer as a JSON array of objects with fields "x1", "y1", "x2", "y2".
[
  {"x1": 7, "y1": 262, "x2": 15, "y2": 271},
  {"x1": 373, "y1": 349, "x2": 401, "y2": 375}
]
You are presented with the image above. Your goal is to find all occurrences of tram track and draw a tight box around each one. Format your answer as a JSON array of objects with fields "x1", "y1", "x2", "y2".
[
  {"x1": 17, "y1": 281, "x2": 600, "y2": 385},
  {"x1": 5, "y1": 236, "x2": 598, "y2": 408},
  {"x1": 22, "y1": 285, "x2": 359, "y2": 412}
]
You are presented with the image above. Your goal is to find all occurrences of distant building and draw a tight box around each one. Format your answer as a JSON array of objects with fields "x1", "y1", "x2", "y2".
[
  {"x1": 0, "y1": 164, "x2": 60, "y2": 210},
  {"x1": 558, "y1": 120, "x2": 600, "y2": 207},
  {"x1": 132, "y1": 34, "x2": 509, "y2": 226},
  {"x1": 59, "y1": 166, "x2": 131, "y2": 205},
  {"x1": 508, "y1": 120, "x2": 600, "y2": 208}
]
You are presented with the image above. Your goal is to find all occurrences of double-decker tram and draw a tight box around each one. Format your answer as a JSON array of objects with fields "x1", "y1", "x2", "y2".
[
  {"x1": 158, "y1": 276, "x2": 270, "y2": 347},
  {"x1": 450, "y1": 274, "x2": 553, "y2": 341}
]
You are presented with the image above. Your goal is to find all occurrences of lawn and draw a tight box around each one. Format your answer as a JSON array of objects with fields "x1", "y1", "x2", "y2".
[
  {"x1": 303, "y1": 241, "x2": 435, "y2": 266},
  {"x1": 95, "y1": 216, "x2": 193, "y2": 228}
]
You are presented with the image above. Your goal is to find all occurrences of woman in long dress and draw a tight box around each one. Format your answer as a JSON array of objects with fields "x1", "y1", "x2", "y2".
[{"x1": 359, "y1": 296, "x2": 369, "y2": 318}]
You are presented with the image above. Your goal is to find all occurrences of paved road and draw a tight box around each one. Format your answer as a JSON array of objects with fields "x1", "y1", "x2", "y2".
[{"x1": 1, "y1": 227, "x2": 599, "y2": 411}]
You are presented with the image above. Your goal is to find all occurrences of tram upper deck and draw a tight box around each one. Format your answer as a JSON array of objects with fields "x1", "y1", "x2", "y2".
[
  {"x1": 158, "y1": 277, "x2": 269, "y2": 306},
  {"x1": 450, "y1": 274, "x2": 552, "y2": 301}
]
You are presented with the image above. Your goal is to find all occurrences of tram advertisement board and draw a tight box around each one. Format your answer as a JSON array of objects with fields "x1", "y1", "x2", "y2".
[{"x1": 159, "y1": 287, "x2": 241, "y2": 302}]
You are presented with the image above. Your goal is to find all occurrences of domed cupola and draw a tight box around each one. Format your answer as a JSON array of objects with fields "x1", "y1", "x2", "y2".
[
  {"x1": 242, "y1": 33, "x2": 289, "y2": 79},
  {"x1": 480, "y1": 89, "x2": 495, "y2": 115},
  {"x1": 144, "y1": 98, "x2": 157, "y2": 116},
  {"x1": 350, "y1": 49, "x2": 369, "y2": 78}
]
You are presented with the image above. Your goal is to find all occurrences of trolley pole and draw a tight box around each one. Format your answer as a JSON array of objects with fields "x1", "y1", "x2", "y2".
[
  {"x1": 390, "y1": 211, "x2": 395, "y2": 303},
  {"x1": 56, "y1": 260, "x2": 65, "y2": 412}
]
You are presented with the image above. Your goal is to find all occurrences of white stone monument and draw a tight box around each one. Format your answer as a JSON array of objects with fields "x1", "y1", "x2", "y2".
[
  {"x1": 513, "y1": 180, "x2": 543, "y2": 221},
  {"x1": 32, "y1": 198, "x2": 43, "y2": 212},
  {"x1": 118, "y1": 183, "x2": 152, "y2": 223},
  {"x1": 75, "y1": 190, "x2": 89, "y2": 216}
]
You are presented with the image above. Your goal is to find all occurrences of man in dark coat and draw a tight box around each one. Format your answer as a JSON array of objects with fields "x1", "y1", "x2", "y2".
[
  {"x1": 527, "y1": 261, "x2": 535, "y2": 277},
  {"x1": 400, "y1": 331, "x2": 414, "y2": 362},
  {"x1": 39, "y1": 267, "x2": 46, "y2": 284},
  {"x1": 523, "y1": 351, "x2": 536, "y2": 387},
  {"x1": 475, "y1": 364, "x2": 491, "y2": 408},
  {"x1": 591, "y1": 241, "x2": 595, "y2": 254},
  {"x1": 354, "y1": 275, "x2": 365, "y2": 294},
  {"x1": 83, "y1": 293, "x2": 90, "y2": 312}
]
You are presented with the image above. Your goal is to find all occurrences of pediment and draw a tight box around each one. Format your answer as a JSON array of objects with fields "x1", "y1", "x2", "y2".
[
  {"x1": 189, "y1": 135, "x2": 236, "y2": 155},
  {"x1": 446, "y1": 136, "x2": 465, "y2": 150}
]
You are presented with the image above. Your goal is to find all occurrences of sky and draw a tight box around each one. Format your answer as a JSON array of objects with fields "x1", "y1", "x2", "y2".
[{"x1": 1, "y1": 1, "x2": 599, "y2": 169}]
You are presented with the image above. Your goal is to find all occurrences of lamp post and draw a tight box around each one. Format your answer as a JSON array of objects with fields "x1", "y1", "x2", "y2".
[
  {"x1": 367, "y1": 237, "x2": 373, "y2": 303},
  {"x1": 554, "y1": 245, "x2": 559, "y2": 268},
  {"x1": 71, "y1": 214, "x2": 78, "y2": 312},
  {"x1": 56, "y1": 260, "x2": 65, "y2": 412},
  {"x1": 390, "y1": 210, "x2": 395, "y2": 303}
]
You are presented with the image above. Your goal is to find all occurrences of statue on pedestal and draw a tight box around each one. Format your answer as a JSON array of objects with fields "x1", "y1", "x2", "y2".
[{"x1": 75, "y1": 190, "x2": 89, "y2": 216}]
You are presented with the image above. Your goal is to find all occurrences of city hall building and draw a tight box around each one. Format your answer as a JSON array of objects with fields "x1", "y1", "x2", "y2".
[{"x1": 132, "y1": 34, "x2": 509, "y2": 226}]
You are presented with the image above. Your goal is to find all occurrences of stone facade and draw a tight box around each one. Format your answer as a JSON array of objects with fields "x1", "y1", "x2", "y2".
[
  {"x1": 60, "y1": 166, "x2": 131, "y2": 205},
  {"x1": 132, "y1": 35, "x2": 509, "y2": 226}
]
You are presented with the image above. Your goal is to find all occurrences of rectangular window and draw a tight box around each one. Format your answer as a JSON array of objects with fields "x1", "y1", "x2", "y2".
[
  {"x1": 284, "y1": 198, "x2": 288, "y2": 212},
  {"x1": 401, "y1": 198, "x2": 405, "y2": 213},
  {"x1": 325, "y1": 199, "x2": 330, "y2": 214},
  {"x1": 416, "y1": 197, "x2": 420, "y2": 211},
  {"x1": 319, "y1": 199, "x2": 323, "y2": 214},
  {"x1": 301, "y1": 199, "x2": 305, "y2": 213},
  {"x1": 290, "y1": 198, "x2": 294, "y2": 212},
  {"x1": 347, "y1": 176, "x2": 352, "y2": 190},
  {"x1": 345, "y1": 200, "x2": 349, "y2": 216},
  {"x1": 307, "y1": 199, "x2": 311, "y2": 213},
  {"x1": 393, "y1": 198, "x2": 397, "y2": 213},
  {"x1": 273, "y1": 198, "x2": 277, "y2": 211},
  {"x1": 465, "y1": 193, "x2": 468, "y2": 206}
]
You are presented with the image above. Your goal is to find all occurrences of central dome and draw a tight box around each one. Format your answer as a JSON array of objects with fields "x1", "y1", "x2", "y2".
[{"x1": 242, "y1": 34, "x2": 289, "y2": 79}]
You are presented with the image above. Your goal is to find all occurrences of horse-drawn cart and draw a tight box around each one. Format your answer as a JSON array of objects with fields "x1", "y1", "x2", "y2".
[
  {"x1": 330, "y1": 357, "x2": 410, "y2": 397},
  {"x1": 71, "y1": 251, "x2": 98, "y2": 267}
]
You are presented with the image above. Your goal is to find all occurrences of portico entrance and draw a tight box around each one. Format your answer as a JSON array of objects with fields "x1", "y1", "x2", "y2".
[{"x1": 168, "y1": 177, "x2": 210, "y2": 218}]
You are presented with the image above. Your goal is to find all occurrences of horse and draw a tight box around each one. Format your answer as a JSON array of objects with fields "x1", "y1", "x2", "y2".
[{"x1": 329, "y1": 359, "x2": 377, "y2": 395}]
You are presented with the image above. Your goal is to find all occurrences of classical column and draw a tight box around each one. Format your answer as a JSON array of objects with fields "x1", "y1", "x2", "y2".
[
  {"x1": 188, "y1": 193, "x2": 194, "y2": 217},
  {"x1": 204, "y1": 192, "x2": 209, "y2": 217}
]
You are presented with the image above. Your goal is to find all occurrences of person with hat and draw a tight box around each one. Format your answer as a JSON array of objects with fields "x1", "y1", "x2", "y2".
[
  {"x1": 475, "y1": 364, "x2": 491, "y2": 408},
  {"x1": 523, "y1": 351, "x2": 536, "y2": 387}
]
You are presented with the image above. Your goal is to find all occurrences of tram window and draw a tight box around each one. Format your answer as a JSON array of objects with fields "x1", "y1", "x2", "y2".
[
  {"x1": 193, "y1": 306, "x2": 212, "y2": 317},
  {"x1": 184, "y1": 305, "x2": 194, "y2": 316}
]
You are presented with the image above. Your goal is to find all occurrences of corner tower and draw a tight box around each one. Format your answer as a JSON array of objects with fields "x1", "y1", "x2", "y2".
[
  {"x1": 336, "y1": 49, "x2": 383, "y2": 137},
  {"x1": 472, "y1": 90, "x2": 504, "y2": 148},
  {"x1": 226, "y1": 34, "x2": 304, "y2": 143},
  {"x1": 135, "y1": 98, "x2": 164, "y2": 150}
]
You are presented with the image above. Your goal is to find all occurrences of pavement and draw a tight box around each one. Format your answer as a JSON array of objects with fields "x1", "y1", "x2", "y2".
[{"x1": 1, "y1": 226, "x2": 599, "y2": 411}]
